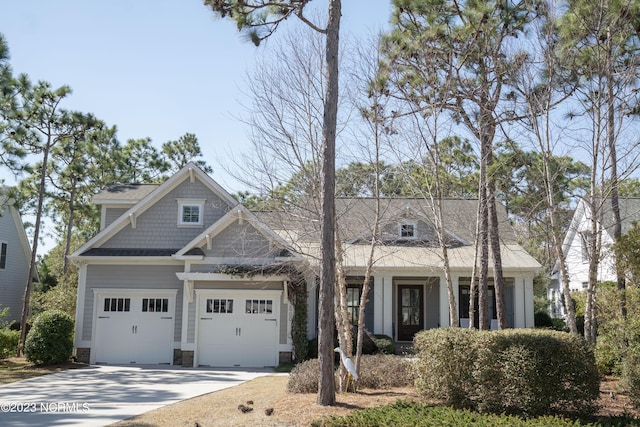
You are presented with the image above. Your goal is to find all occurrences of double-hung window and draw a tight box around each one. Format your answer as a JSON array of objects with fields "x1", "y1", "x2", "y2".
[
  {"x1": 399, "y1": 222, "x2": 417, "y2": 239},
  {"x1": 177, "y1": 199, "x2": 205, "y2": 226}
]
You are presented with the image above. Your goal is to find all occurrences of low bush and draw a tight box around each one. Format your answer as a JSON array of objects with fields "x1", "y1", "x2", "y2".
[
  {"x1": 356, "y1": 354, "x2": 414, "y2": 389},
  {"x1": 24, "y1": 310, "x2": 74, "y2": 365},
  {"x1": 288, "y1": 358, "x2": 320, "y2": 393},
  {"x1": 413, "y1": 327, "x2": 479, "y2": 409},
  {"x1": 622, "y1": 345, "x2": 640, "y2": 410},
  {"x1": 312, "y1": 400, "x2": 640, "y2": 427},
  {"x1": 288, "y1": 354, "x2": 414, "y2": 393},
  {"x1": 413, "y1": 328, "x2": 600, "y2": 417},
  {"x1": 0, "y1": 328, "x2": 19, "y2": 359},
  {"x1": 534, "y1": 311, "x2": 554, "y2": 328},
  {"x1": 372, "y1": 334, "x2": 395, "y2": 354}
]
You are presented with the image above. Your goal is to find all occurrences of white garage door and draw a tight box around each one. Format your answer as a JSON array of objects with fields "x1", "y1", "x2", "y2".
[
  {"x1": 196, "y1": 289, "x2": 281, "y2": 368},
  {"x1": 93, "y1": 290, "x2": 176, "y2": 364}
]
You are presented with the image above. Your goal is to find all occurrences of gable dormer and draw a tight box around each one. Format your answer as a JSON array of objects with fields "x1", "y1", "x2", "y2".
[{"x1": 93, "y1": 184, "x2": 159, "y2": 230}]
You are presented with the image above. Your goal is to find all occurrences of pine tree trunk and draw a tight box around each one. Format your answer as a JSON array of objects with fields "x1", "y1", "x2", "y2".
[
  {"x1": 18, "y1": 137, "x2": 52, "y2": 354},
  {"x1": 488, "y1": 182, "x2": 507, "y2": 329},
  {"x1": 317, "y1": 0, "x2": 340, "y2": 407},
  {"x1": 606, "y1": 30, "x2": 625, "y2": 319}
]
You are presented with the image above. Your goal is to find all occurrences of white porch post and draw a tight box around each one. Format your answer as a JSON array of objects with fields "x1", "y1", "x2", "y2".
[
  {"x1": 381, "y1": 276, "x2": 393, "y2": 337},
  {"x1": 439, "y1": 274, "x2": 455, "y2": 328},
  {"x1": 524, "y1": 275, "x2": 534, "y2": 328},
  {"x1": 513, "y1": 275, "x2": 534, "y2": 328},
  {"x1": 373, "y1": 275, "x2": 383, "y2": 334}
]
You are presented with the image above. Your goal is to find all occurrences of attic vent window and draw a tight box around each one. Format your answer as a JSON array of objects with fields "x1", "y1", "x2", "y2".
[
  {"x1": 400, "y1": 223, "x2": 416, "y2": 239},
  {"x1": 177, "y1": 199, "x2": 205, "y2": 226}
]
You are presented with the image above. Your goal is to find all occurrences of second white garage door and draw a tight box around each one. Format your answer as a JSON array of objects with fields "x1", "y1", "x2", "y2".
[{"x1": 196, "y1": 289, "x2": 282, "y2": 368}]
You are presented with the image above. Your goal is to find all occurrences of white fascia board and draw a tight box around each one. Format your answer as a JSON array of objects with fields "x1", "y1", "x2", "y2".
[
  {"x1": 67, "y1": 256, "x2": 184, "y2": 266},
  {"x1": 176, "y1": 272, "x2": 289, "y2": 282}
]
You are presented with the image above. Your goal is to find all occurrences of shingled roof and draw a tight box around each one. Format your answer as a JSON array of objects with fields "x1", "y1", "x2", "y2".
[{"x1": 254, "y1": 198, "x2": 517, "y2": 246}]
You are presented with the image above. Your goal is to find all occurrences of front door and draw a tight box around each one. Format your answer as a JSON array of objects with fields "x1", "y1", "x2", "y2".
[{"x1": 397, "y1": 285, "x2": 424, "y2": 341}]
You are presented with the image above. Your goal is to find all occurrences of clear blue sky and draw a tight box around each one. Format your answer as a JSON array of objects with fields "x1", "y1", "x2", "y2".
[{"x1": 1, "y1": 0, "x2": 392, "y2": 191}]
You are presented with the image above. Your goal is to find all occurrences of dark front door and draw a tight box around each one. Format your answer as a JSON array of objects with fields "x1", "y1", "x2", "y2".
[{"x1": 397, "y1": 285, "x2": 424, "y2": 341}]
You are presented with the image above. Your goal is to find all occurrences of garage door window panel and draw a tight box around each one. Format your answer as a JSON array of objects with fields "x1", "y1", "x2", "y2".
[
  {"x1": 246, "y1": 299, "x2": 273, "y2": 314},
  {"x1": 206, "y1": 298, "x2": 233, "y2": 314},
  {"x1": 142, "y1": 298, "x2": 169, "y2": 312},
  {"x1": 104, "y1": 298, "x2": 131, "y2": 312}
]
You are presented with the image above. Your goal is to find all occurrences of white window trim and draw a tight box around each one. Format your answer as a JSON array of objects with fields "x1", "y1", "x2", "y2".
[
  {"x1": 399, "y1": 222, "x2": 417, "y2": 239},
  {"x1": 0, "y1": 241, "x2": 7, "y2": 270},
  {"x1": 177, "y1": 199, "x2": 205, "y2": 227}
]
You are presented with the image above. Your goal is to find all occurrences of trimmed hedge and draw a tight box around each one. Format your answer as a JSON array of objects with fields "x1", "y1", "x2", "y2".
[
  {"x1": 413, "y1": 327, "x2": 479, "y2": 409},
  {"x1": 413, "y1": 328, "x2": 600, "y2": 417},
  {"x1": 24, "y1": 310, "x2": 74, "y2": 365},
  {"x1": 313, "y1": 400, "x2": 639, "y2": 427}
]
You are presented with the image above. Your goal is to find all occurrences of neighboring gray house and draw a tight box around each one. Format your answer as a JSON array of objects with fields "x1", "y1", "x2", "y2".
[
  {"x1": 549, "y1": 197, "x2": 640, "y2": 318},
  {"x1": 70, "y1": 163, "x2": 540, "y2": 367},
  {"x1": 0, "y1": 189, "x2": 37, "y2": 325}
]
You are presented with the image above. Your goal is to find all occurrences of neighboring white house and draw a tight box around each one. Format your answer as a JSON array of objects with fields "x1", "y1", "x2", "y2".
[
  {"x1": 69, "y1": 163, "x2": 541, "y2": 368},
  {"x1": 548, "y1": 197, "x2": 640, "y2": 318},
  {"x1": 0, "y1": 188, "x2": 37, "y2": 325}
]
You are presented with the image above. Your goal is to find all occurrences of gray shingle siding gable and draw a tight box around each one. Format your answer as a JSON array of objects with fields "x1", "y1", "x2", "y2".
[
  {"x1": 202, "y1": 221, "x2": 279, "y2": 259},
  {"x1": 102, "y1": 179, "x2": 232, "y2": 249},
  {"x1": 104, "y1": 207, "x2": 129, "y2": 229},
  {"x1": 82, "y1": 264, "x2": 184, "y2": 342},
  {"x1": 0, "y1": 209, "x2": 29, "y2": 324}
]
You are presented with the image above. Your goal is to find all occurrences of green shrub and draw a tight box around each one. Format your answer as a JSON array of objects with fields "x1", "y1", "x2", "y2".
[
  {"x1": 313, "y1": 400, "x2": 626, "y2": 427},
  {"x1": 474, "y1": 329, "x2": 599, "y2": 417},
  {"x1": 551, "y1": 317, "x2": 567, "y2": 332},
  {"x1": 372, "y1": 334, "x2": 395, "y2": 354},
  {"x1": 413, "y1": 328, "x2": 600, "y2": 417},
  {"x1": 288, "y1": 354, "x2": 414, "y2": 393},
  {"x1": 413, "y1": 327, "x2": 479, "y2": 409},
  {"x1": 534, "y1": 311, "x2": 554, "y2": 328},
  {"x1": 24, "y1": 310, "x2": 74, "y2": 365},
  {"x1": 622, "y1": 345, "x2": 640, "y2": 410},
  {"x1": 0, "y1": 328, "x2": 19, "y2": 359}
]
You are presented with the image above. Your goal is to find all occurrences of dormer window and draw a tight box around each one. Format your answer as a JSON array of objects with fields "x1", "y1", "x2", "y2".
[
  {"x1": 400, "y1": 223, "x2": 416, "y2": 239},
  {"x1": 178, "y1": 199, "x2": 205, "y2": 226}
]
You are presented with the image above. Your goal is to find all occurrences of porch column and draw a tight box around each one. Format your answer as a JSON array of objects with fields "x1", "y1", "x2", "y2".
[
  {"x1": 513, "y1": 274, "x2": 534, "y2": 328},
  {"x1": 524, "y1": 275, "x2": 534, "y2": 328},
  {"x1": 438, "y1": 274, "x2": 454, "y2": 328},
  {"x1": 380, "y1": 276, "x2": 393, "y2": 337},
  {"x1": 373, "y1": 275, "x2": 383, "y2": 334}
]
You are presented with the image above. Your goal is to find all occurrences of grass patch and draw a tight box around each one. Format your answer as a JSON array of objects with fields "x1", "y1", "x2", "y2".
[
  {"x1": 0, "y1": 357, "x2": 87, "y2": 385},
  {"x1": 313, "y1": 400, "x2": 640, "y2": 427}
]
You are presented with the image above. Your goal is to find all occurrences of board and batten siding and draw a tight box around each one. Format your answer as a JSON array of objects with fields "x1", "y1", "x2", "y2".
[
  {"x1": 82, "y1": 264, "x2": 184, "y2": 342},
  {"x1": 102, "y1": 179, "x2": 232, "y2": 249},
  {"x1": 0, "y1": 207, "x2": 30, "y2": 323}
]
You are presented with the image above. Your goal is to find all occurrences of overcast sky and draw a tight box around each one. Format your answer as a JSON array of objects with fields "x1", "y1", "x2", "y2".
[{"x1": 1, "y1": 0, "x2": 392, "y2": 191}]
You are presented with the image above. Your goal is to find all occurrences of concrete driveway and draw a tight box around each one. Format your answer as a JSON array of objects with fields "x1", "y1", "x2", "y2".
[{"x1": 0, "y1": 364, "x2": 273, "y2": 427}]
